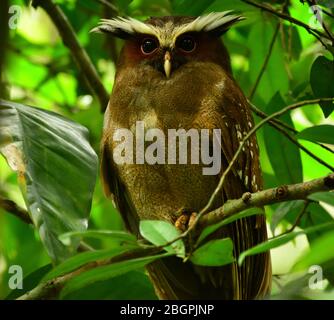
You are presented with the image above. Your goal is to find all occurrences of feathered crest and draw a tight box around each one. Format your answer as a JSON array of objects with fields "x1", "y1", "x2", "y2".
[
  {"x1": 91, "y1": 17, "x2": 157, "y2": 39},
  {"x1": 91, "y1": 11, "x2": 244, "y2": 44}
]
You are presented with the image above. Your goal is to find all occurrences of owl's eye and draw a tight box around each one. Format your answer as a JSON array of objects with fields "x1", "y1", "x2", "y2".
[
  {"x1": 177, "y1": 36, "x2": 196, "y2": 53},
  {"x1": 141, "y1": 38, "x2": 159, "y2": 55}
]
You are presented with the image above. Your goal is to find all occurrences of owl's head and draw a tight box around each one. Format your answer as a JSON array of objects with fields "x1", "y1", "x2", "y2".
[{"x1": 92, "y1": 12, "x2": 244, "y2": 78}]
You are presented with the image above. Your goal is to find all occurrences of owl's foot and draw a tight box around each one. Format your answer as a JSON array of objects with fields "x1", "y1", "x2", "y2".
[{"x1": 174, "y1": 208, "x2": 197, "y2": 233}]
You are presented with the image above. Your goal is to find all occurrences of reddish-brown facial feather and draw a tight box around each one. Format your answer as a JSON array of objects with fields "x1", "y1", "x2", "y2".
[{"x1": 120, "y1": 32, "x2": 231, "y2": 75}]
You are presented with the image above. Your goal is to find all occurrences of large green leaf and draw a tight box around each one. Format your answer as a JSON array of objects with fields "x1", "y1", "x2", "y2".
[
  {"x1": 0, "y1": 100, "x2": 98, "y2": 263},
  {"x1": 297, "y1": 125, "x2": 334, "y2": 145},
  {"x1": 310, "y1": 56, "x2": 334, "y2": 117},
  {"x1": 59, "y1": 252, "x2": 171, "y2": 298},
  {"x1": 238, "y1": 222, "x2": 334, "y2": 266},
  {"x1": 248, "y1": 20, "x2": 289, "y2": 102},
  {"x1": 308, "y1": 192, "x2": 334, "y2": 208},
  {"x1": 264, "y1": 93, "x2": 303, "y2": 185},
  {"x1": 139, "y1": 220, "x2": 185, "y2": 257},
  {"x1": 190, "y1": 238, "x2": 234, "y2": 267}
]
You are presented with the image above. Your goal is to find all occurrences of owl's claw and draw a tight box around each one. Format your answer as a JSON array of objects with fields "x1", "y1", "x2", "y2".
[{"x1": 174, "y1": 209, "x2": 197, "y2": 233}]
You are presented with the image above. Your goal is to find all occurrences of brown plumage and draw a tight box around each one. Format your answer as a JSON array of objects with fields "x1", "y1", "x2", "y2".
[{"x1": 94, "y1": 12, "x2": 271, "y2": 299}]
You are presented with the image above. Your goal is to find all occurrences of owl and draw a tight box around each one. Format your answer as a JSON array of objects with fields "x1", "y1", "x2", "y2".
[{"x1": 93, "y1": 12, "x2": 271, "y2": 299}]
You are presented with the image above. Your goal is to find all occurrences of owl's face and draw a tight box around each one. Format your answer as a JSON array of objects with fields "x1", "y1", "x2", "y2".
[{"x1": 92, "y1": 12, "x2": 244, "y2": 79}]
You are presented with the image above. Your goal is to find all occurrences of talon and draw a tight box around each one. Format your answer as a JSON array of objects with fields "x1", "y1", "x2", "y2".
[
  {"x1": 175, "y1": 214, "x2": 188, "y2": 233},
  {"x1": 188, "y1": 212, "x2": 197, "y2": 229},
  {"x1": 174, "y1": 210, "x2": 198, "y2": 233}
]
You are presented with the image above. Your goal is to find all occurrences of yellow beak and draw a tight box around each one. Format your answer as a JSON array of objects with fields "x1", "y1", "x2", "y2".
[{"x1": 164, "y1": 51, "x2": 172, "y2": 78}]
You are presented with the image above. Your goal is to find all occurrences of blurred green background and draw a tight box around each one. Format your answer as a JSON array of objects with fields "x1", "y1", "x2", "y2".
[{"x1": 1, "y1": 0, "x2": 334, "y2": 299}]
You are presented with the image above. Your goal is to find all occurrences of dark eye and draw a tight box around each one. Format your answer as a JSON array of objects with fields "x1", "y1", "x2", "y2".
[
  {"x1": 141, "y1": 38, "x2": 158, "y2": 54},
  {"x1": 177, "y1": 36, "x2": 196, "y2": 52}
]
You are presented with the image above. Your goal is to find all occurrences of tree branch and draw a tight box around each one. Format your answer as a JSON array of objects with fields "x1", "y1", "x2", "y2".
[
  {"x1": 17, "y1": 246, "x2": 163, "y2": 300},
  {"x1": 0, "y1": 195, "x2": 33, "y2": 224},
  {"x1": 199, "y1": 173, "x2": 334, "y2": 228},
  {"x1": 16, "y1": 173, "x2": 334, "y2": 300},
  {"x1": 31, "y1": 0, "x2": 109, "y2": 112}
]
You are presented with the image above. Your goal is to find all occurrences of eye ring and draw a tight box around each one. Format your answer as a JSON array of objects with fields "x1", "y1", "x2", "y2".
[
  {"x1": 141, "y1": 38, "x2": 159, "y2": 55},
  {"x1": 177, "y1": 35, "x2": 196, "y2": 53}
]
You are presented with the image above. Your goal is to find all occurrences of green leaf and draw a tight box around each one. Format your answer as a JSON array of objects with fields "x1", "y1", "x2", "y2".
[
  {"x1": 308, "y1": 192, "x2": 334, "y2": 207},
  {"x1": 310, "y1": 56, "x2": 334, "y2": 117},
  {"x1": 293, "y1": 230, "x2": 334, "y2": 272},
  {"x1": 270, "y1": 200, "x2": 305, "y2": 234},
  {"x1": 264, "y1": 93, "x2": 303, "y2": 185},
  {"x1": 60, "y1": 252, "x2": 170, "y2": 298},
  {"x1": 43, "y1": 248, "x2": 130, "y2": 281},
  {"x1": 282, "y1": 25, "x2": 302, "y2": 61},
  {"x1": 59, "y1": 230, "x2": 137, "y2": 246},
  {"x1": 238, "y1": 222, "x2": 334, "y2": 266},
  {"x1": 139, "y1": 220, "x2": 185, "y2": 257},
  {"x1": 0, "y1": 100, "x2": 98, "y2": 263},
  {"x1": 61, "y1": 270, "x2": 157, "y2": 300},
  {"x1": 248, "y1": 20, "x2": 289, "y2": 102},
  {"x1": 280, "y1": 202, "x2": 334, "y2": 244},
  {"x1": 190, "y1": 238, "x2": 234, "y2": 267},
  {"x1": 196, "y1": 207, "x2": 264, "y2": 246},
  {"x1": 5, "y1": 264, "x2": 52, "y2": 300},
  {"x1": 297, "y1": 125, "x2": 334, "y2": 145}
]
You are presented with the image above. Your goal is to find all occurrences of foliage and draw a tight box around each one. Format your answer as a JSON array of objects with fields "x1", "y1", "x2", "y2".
[{"x1": 0, "y1": 0, "x2": 334, "y2": 300}]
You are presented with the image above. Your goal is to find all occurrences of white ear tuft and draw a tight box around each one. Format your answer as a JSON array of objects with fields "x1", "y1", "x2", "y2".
[
  {"x1": 90, "y1": 17, "x2": 157, "y2": 39},
  {"x1": 178, "y1": 11, "x2": 245, "y2": 35}
]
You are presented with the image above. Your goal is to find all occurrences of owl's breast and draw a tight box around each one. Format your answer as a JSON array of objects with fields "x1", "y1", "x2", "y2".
[{"x1": 105, "y1": 62, "x2": 228, "y2": 221}]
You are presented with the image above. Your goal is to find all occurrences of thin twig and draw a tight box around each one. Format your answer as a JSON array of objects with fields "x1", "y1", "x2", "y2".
[
  {"x1": 273, "y1": 200, "x2": 310, "y2": 237},
  {"x1": 249, "y1": 22, "x2": 280, "y2": 100},
  {"x1": 250, "y1": 103, "x2": 297, "y2": 133},
  {"x1": 305, "y1": 0, "x2": 334, "y2": 44},
  {"x1": 322, "y1": 8, "x2": 334, "y2": 19},
  {"x1": 94, "y1": 0, "x2": 118, "y2": 13},
  {"x1": 250, "y1": 103, "x2": 334, "y2": 156},
  {"x1": 0, "y1": 195, "x2": 32, "y2": 224},
  {"x1": 240, "y1": 0, "x2": 331, "y2": 48},
  {"x1": 31, "y1": 0, "x2": 109, "y2": 112},
  {"x1": 262, "y1": 118, "x2": 334, "y2": 171}
]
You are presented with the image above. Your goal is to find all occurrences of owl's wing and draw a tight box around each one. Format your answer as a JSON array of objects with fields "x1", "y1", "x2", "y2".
[
  {"x1": 214, "y1": 73, "x2": 272, "y2": 299},
  {"x1": 100, "y1": 107, "x2": 141, "y2": 235}
]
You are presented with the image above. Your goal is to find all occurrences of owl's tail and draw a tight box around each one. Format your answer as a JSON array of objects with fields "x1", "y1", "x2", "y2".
[{"x1": 146, "y1": 214, "x2": 271, "y2": 300}]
